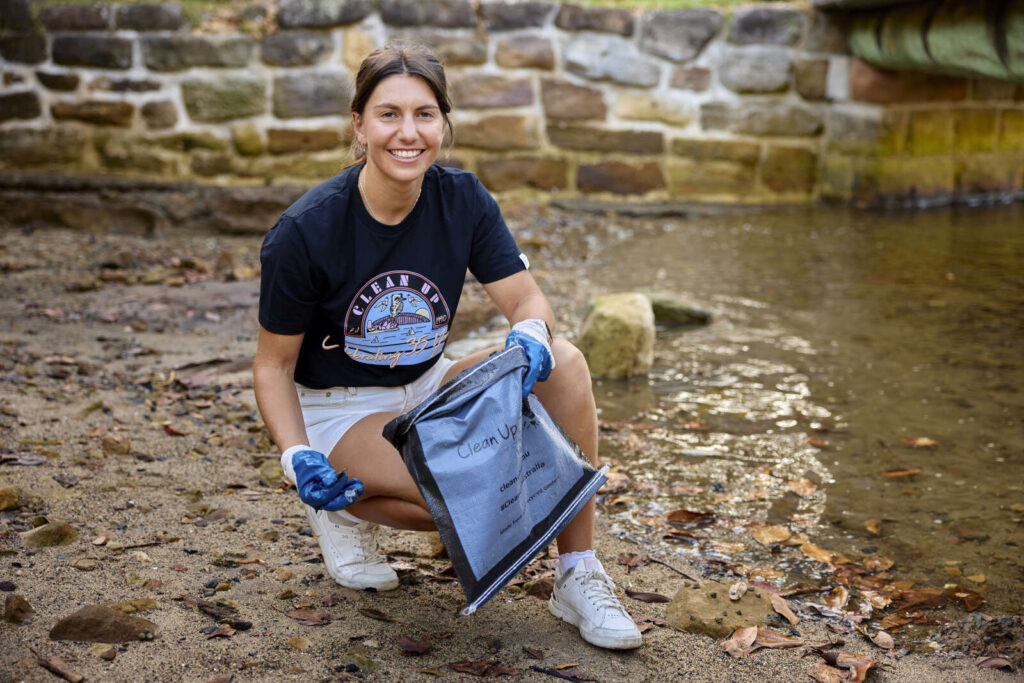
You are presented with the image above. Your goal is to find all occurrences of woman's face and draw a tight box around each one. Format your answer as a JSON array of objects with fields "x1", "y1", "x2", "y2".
[{"x1": 353, "y1": 74, "x2": 446, "y2": 185}]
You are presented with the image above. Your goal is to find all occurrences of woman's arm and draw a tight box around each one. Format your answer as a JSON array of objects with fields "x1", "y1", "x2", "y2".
[
  {"x1": 482, "y1": 269, "x2": 554, "y2": 334},
  {"x1": 253, "y1": 324, "x2": 308, "y2": 453}
]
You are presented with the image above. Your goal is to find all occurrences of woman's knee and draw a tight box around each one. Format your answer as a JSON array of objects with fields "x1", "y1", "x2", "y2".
[{"x1": 551, "y1": 338, "x2": 591, "y2": 390}]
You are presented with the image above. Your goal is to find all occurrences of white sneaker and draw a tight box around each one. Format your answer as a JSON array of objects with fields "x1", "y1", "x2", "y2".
[
  {"x1": 305, "y1": 506, "x2": 399, "y2": 591},
  {"x1": 548, "y1": 559, "x2": 643, "y2": 650}
]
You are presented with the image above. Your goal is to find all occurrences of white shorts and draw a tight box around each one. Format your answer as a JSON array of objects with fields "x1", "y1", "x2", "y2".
[{"x1": 297, "y1": 356, "x2": 455, "y2": 456}]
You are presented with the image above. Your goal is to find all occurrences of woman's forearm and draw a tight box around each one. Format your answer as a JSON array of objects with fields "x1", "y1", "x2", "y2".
[{"x1": 254, "y1": 362, "x2": 309, "y2": 453}]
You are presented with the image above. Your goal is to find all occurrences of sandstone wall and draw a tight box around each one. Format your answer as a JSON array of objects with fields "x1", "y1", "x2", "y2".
[{"x1": 1, "y1": 0, "x2": 1022, "y2": 215}]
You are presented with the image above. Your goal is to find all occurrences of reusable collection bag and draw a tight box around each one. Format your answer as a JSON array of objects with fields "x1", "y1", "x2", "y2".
[{"x1": 383, "y1": 346, "x2": 607, "y2": 615}]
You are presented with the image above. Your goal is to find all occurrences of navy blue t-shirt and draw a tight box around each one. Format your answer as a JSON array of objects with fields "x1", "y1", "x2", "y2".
[{"x1": 259, "y1": 164, "x2": 526, "y2": 389}]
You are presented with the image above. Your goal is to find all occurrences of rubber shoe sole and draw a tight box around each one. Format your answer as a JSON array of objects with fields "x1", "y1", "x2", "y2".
[
  {"x1": 548, "y1": 594, "x2": 644, "y2": 650},
  {"x1": 306, "y1": 508, "x2": 399, "y2": 591}
]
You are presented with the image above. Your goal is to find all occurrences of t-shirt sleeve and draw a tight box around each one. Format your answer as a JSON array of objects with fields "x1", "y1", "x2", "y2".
[
  {"x1": 258, "y1": 217, "x2": 319, "y2": 335},
  {"x1": 467, "y1": 176, "x2": 527, "y2": 284}
]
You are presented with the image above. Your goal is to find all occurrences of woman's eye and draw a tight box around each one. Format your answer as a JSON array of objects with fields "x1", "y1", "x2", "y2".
[
  {"x1": 381, "y1": 112, "x2": 396, "y2": 119},
  {"x1": 419, "y1": 112, "x2": 435, "y2": 119}
]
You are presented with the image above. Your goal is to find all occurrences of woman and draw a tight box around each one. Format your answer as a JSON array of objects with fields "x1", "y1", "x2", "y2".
[{"x1": 253, "y1": 42, "x2": 642, "y2": 651}]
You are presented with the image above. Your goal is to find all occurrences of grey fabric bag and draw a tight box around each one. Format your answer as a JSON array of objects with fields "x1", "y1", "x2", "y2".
[{"x1": 383, "y1": 346, "x2": 607, "y2": 615}]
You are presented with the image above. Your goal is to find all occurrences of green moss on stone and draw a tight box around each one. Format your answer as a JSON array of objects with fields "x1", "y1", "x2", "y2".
[
  {"x1": 999, "y1": 109, "x2": 1024, "y2": 151},
  {"x1": 954, "y1": 109, "x2": 997, "y2": 153},
  {"x1": 906, "y1": 110, "x2": 954, "y2": 155}
]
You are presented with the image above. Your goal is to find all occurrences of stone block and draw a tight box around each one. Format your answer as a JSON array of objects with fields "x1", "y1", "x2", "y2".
[
  {"x1": 848, "y1": 58, "x2": 968, "y2": 104},
  {"x1": 667, "y1": 579, "x2": 774, "y2": 640},
  {"x1": 52, "y1": 100, "x2": 134, "y2": 127},
  {"x1": 761, "y1": 144, "x2": 817, "y2": 193},
  {"x1": 451, "y1": 74, "x2": 532, "y2": 108},
  {"x1": 955, "y1": 154, "x2": 1022, "y2": 194},
  {"x1": 728, "y1": 7, "x2": 805, "y2": 46},
  {"x1": 115, "y1": 3, "x2": 184, "y2": 30},
  {"x1": 951, "y1": 109, "x2": 997, "y2": 153},
  {"x1": 343, "y1": 29, "x2": 378, "y2": 70},
  {"x1": 719, "y1": 46, "x2": 791, "y2": 94},
  {"x1": 97, "y1": 135, "x2": 177, "y2": 175},
  {"x1": 794, "y1": 58, "x2": 828, "y2": 101},
  {"x1": 153, "y1": 131, "x2": 227, "y2": 151},
  {"x1": 817, "y1": 153, "x2": 857, "y2": 201},
  {"x1": 380, "y1": 0, "x2": 476, "y2": 28},
  {"x1": 547, "y1": 124, "x2": 663, "y2": 154},
  {"x1": 261, "y1": 31, "x2": 333, "y2": 66},
  {"x1": 143, "y1": 35, "x2": 256, "y2": 71},
  {"x1": 457, "y1": 115, "x2": 538, "y2": 150},
  {"x1": 0, "y1": 0, "x2": 34, "y2": 31},
  {"x1": 232, "y1": 122, "x2": 264, "y2": 156},
  {"x1": 541, "y1": 79, "x2": 605, "y2": 121},
  {"x1": 824, "y1": 107, "x2": 904, "y2": 155},
  {"x1": 88, "y1": 77, "x2": 161, "y2": 92},
  {"x1": 0, "y1": 35, "x2": 46, "y2": 64},
  {"x1": 267, "y1": 127, "x2": 342, "y2": 153},
  {"x1": 577, "y1": 160, "x2": 664, "y2": 195},
  {"x1": 667, "y1": 158, "x2": 755, "y2": 195},
  {"x1": 0, "y1": 127, "x2": 87, "y2": 166},
  {"x1": 671, "y1": 138, "x2": 760, "y2": 165},
  {"x1": 873, "y1": 156, "x2": 955, "y2": 201},
  {"x1": 243, "y1": 151, "x2": 350, "y2": 181},
  {"x1": 191, "y1": 151, "x2": 235, "y2": 177},
  {"x1": 141, "y1": 100, "x2": 177, "y2": 129},
  {"x1": 481, "y1": 1, "x2": 554, "y2": 31},
  {"x1": 701, "y1": 101, "x2": 823, "y2": 137},
  {"x1": 972, "y1": 79, "x2": 1018, "y2": 101},
  {"x1": 277, "y1": 0, "x2": 372, "y2": 28},
  {"x1": 906, "y1": 110, "x2": 954, "y2": 155},
  {"x1": 0, "y1": 91, "x2": 41, "y2": 122},
  {"x1": 495, "y1": 36, "x2": 554, "y2": 70},
  {"x1": 39, "y1": 4, "x2": 112, "y2": 30},
  {"x1": 3, "y1": 73, "x2": 25, "y2": 86},
  {"x1": 1000, "y1": 109, "x2": 1024, "y2": 151},
  {"x1": 555, "y1": 4, "x2": 633, "y2": 36},
  {"x1": 390, "y1": 30, "x2": 486, "y2": 66},
  {"x1": 614, "y1": 93, "x2": 692, "y2": 126},
  {"x1": 273, "y1": 71, "x2": 351, "y2": 118},
  {"x1": 53, "y1": 36, "x2": 133, "y2": 70},
  {"x1": 670, "y1": 66, "x2": 711, "y2": 92},
  {"x1": 578, "y1": 293, "x2": 655, "y2": 379},
  {"x1": 477, "y1": 156, "x2": 567, "y2": 191},
  {"x1": 639, "y1": 9, "x2": 723, "y2": 62},
  {"x1": 564, "y1": 36, "x2": 661, "y2": 87},
  {"x1": 37, "y1": 71, "x2": 81, "y2": 92},
  {"x1": 183, "y1": 77, "x2": 267, "y2": 122},
  {"x1": 804, "y1": 11, "x2": 849, "y2": 54}
]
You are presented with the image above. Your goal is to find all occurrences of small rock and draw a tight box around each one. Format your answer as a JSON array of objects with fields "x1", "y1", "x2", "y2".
[
  {"x1": 288, "y1": 636, "x2": 310, "y2": 651},
  {"x1": 71, "y1": 559, "x2": 99, "y2": 571},
  {"x1": 50, "y1": 605, "x2": 160, "y2": 643},
  {"x1": 342, "y1": 647, "x2": 378, "y2": 673},
  {"x1": 19, "y1": 519, "x2": 77, "y2": 547},
  {"x1": 642, "y1": 291, "x2": 712, "y2": 326},
  {"x1": 666, "y1": 579, "x2": 773, "y2": 639},
  {"x1": 0, "y1": 485, "x2": 21, "y2": 511},
  {"x1": 259, "y1": 458, "x2": 284, "y2": 484},
  {"x1": 577, "y1": 292, "x2": 655, "y2": 378},
  {"x1": 4, "y1": 594, "x2": 33, "y2": 623},
  {"x1": 101, "y1": 434, "x2": 131, "y2": 455},
  {"x1": 88, "y1": 642, "x2": 117, "y2": 660}
]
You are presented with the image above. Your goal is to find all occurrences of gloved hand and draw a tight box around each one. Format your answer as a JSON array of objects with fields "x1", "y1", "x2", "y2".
[
  {"x1": 505, "y1": 318, "x2": 555, "y2": 399},
  {"x1": 281, "y1": 445, "x2": 363, "y2": 511}
]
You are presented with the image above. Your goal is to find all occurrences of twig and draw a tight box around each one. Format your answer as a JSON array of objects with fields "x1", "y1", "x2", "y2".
[
  {"x1": 29, "y1": 646, "x2": 84, "y2": 683},
  {"x1": 649, "y1": 557, "x2": 698, "y2": 582},
  {"x1": 529, "y1": 666, "x2": 592, "y2": 682}
]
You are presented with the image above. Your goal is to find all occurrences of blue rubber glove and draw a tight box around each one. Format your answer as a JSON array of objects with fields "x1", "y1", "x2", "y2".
[
  {"x1": 282, "y1": 446, "x2": 363, "y2": 511},
  {"x1": 505, "y1": 318, "x2": 555, "y2": 399}
]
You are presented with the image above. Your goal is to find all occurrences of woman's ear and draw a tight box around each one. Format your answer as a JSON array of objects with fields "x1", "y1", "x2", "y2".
[{"x1": 352, "y1": 111, "x2": 364, "y2": 144}]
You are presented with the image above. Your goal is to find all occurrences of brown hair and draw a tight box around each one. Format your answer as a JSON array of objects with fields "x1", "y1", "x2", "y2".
[{"x1": 349, "y1": 41, "x2": 453, "y2": 161}]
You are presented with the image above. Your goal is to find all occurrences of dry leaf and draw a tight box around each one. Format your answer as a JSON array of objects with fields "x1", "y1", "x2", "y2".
[
  {"x1": 358, "y1": 607, "x2": 398, "y2": 622},
  {"x1": 285, "y1": 608, "x2": 332, "y2": 626},
  {"x1": 823, "y1": 586, "x2": 849, "y2": 609},
  {"x1": 864, "y1": 556, "x2": 894, "y2": 572},
  {"x1": 879, "y1": 468, "x2": 922, "y2": 477},
  {"x1": 965, "y1": 574, "x2": 986, "y2": 583},
  {"x1": 728, "y1": 581, "x2": 748, "y2": 601},
  {"x1": 720, "y1": 625, "x2": 757, "y2": 658},
  {"x1": 808, "y1": 661, "x2": 846, "y2": 683},
  {"x1": 752, "y1": 525, "x2": 791, "y2": 545},
  {"x1": 786, "y1": 478, "x2": 818, "y2": 497},
  {"x1": 624, "y1": 588, "x2": 670, "y2": 603},
  {"x1": 865, "y1": 519, "x2": 882, "y2": 535},
  {"x1": 667, "y1": 509, "x2": 715, "y2": 528},
  {"x1": 753, "y1": 627, "x2": 804, "y2": 650},
  {"x1": 807, "y1": 437, "x2": 829, "y2": 449},
  {"x1": 977, "y1": 656, "x2": 1014, "y2": 670},
  {"x1": 769, "y1": 593, "x2": 799, "y2": 626}
]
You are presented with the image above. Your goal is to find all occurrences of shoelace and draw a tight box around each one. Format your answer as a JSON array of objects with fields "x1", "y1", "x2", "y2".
[{"x1": 575, "y1": 570, "x2": 627, "y2": 615}]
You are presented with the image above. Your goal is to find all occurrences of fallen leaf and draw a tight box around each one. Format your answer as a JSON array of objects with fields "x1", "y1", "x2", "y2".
[
  {"x1": 358, "y1": 608, "x2": 398, "y2": 623},
  {"x1": 896, "y1": 587, "x2": 946, "y2": 611},
  {"x1": 752, "y1": 627, "x2": 804, "y2": 650},
  {"x1": 945, "y1": 586, "x2": 984, "y2": 612},
  {"x1": 864, "y1": 556, "x2": 894, "y2": 572},
  {"x1": 720, "y1": 625, "x2": 757, "y2": 658},
  {"x1": 977, "y1": 656, "x2": 1014, "y2": 670},
  {"x1": 522, "y1": 646, "x2": 543, "y2": 660},
  {"x1": 804, "y1": 649, "x2": 879, "y2": 683},
  {"x1": 163, "y1": 424, "x2": 188, "y2": 437},
  {"x1": 808, "y1": 661, "x2": 846, "y2": 683},
  {"x1": 900, "y1": 436, "x2": 938, "y2": 448},
  {"x1": 865, "y1": 519, "x2": 882, "y2": 535},
  {"x1": 858, "y1": 626, "x2": 895, "y2": 649},
  {"x1": 728, "y1": 581, "x2": 748, "y2": 601},
  {"x1": 769, "y1": 593, "x2": 799, "y2": 626},
  {"x1": 752, "y1": 525, "x2": 791, "y2": 545},
  {"x1": 879, "y1": 468, "x2": 922, "y2": 477},
  {"x1": 4, "y1": 594, "x2": 33, "y2": 623},
  {"x1": 786, "y1": 478, "x2": 818, "y2": 497},
  {"x1": 624, "y1": 588, "x2": 669, "y2": 603},
  {"x1": 823, "y1": 586, "x2": 849, "y2": 609},
  {"x1": 617, "y1": 553, "x2": 651, "y2": 573},
  {"x1": 965, "y1": 574, "x2": 985, "y2": 584},
  {"x1": 667, "y1": 509, "x2": 715, "y2": 528},
  {"x1": 807, "y1": 437, "x2": 829, "y2": 449},
  {"x1": 554, "y1": 662, "x2": 581, "y2": 670},
  {"x1": 397, "y1": 635, "x2": 432, "y2": 655},
  {"x1": 205, "y1": 626, "x2": 236, "y2": 638},
  {"x1": 286, "y1": 608, "x2": 332, "y2": 626},
  {"x1": 800, "y1": 542, "x2": 849, "y2": 566},
  {"x1": 448, "y1": 660, "x2": 516, "y2": 676}
]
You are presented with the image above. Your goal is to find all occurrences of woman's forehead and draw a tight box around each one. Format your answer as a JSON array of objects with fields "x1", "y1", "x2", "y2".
[{"x1": 367, "y1": 74, "x2": 438, "y2": 107}]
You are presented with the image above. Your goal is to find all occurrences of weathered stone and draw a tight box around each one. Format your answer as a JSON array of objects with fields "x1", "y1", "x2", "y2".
[
  {"x1": 642, "y1": 292, "x2": 711, "y2": 326},
  {"x1": 564, "y1": 36, "x2": 661, "y2": 87},
  {"x1": 457, "y1": 115, "x2": 537, "y2": 150},
  {"x1": 555, "y1": 4, "x2": 633, "y2": 35},
  {"x1": 578, "y1": 161, "x2": 664, "y2": 195},
  {"x1": 20, "y1": 520, "x2": 77, "y2": 547},
  {"x1": 547, "y1": 123, "x2": 663, "y2": 154},
  {"x1": 728, "y1": 7, "x2": 806, "y2": 46},
  {"x1": 670, "y1": 66, "x2": 711, "y2": 91},
  {"x1": 873, "y1": 156, "x2": 955, "y2": 200},
  {"x1": 0, "y1": 127, "x2": 87, "y2": 166},
  {"x1": 906, "y1": 110, "x2": 954, "y2": 155},
  {"x1": 762, "y1": 145, "x2": 817, "y2": 193},
  {"x1": 52, "y1": 100, "x2": 134, "y2": 127},
  {"x1": 667, "y1": 158, "x2": 755, "y2": 196},
  {"x1": 190, "y1": 151, "x2": 235, "y2": 177},
  {"x1": 144, "y1": 35, "x2": 256, "y2": 71},
  {"x1": 390, "y1": 30, "x2": 487, "y2": 66},
  {"x1": 261, "y1": 30, "x2": 333, "y2": 66},
  {"x1": 153, "y1": 131, "x2": 227, "y2": 151},
  {"x1": 614, "y1": 93, "x2": 691, "y2": 126},
  {"x1": 701, "y1": 101, "x2": 823, "y2": 136},
  {"x1": 953, "y1": 109, "x2": 997, "y2": 153},
  {"x1": 115, "y1": 3, "x2": 184, "y2": 30},
  {"x1": 794, "y1": 58, "x2": 828, "y2": 100},
  {"x1": 477, "y1": 157, "x2": 567, "y2": 191},
  {"x1": 267, "y1": 127, "x2": 342, "y2": 153},
  {"x1": 380, "y1": 0, "x2": 475, "y2": 27},
  {"x1": 671, "y1": 138, "x2": 760, "y2": 164},
  {"x1": 578, "y1": 293, "x2": 655, "y2": 379},
  {"x1": 0, "y1": 35, "x2": 46, "y2": 64},
  {"x1": 540, "y1": 79, "x2": 605, "y2": 121},
  {"x1": 89, "y1": 77, "x2": 161, "y2": 92},
  {"x1": 183, "y1": 77, "x2": 267, "y2": 123},
  {"x1": 666, "y1": 579, "x2": 774, "y2": 639},
  {"x1": 53, "y1": 36, "x2": 133, "y2": 70},
  {"x1": 1000, "y1": 110, "x2": 1024, "y2": 151},
  {"x1": 639, "y1": 9, "x2": 723, "y2": 62},
  {"x1": 4, "y1": 594, "x2": 32, "y2": 624},
  {"x1": 972, "y1": 79, "x2": 1018, "y2": 101},
  {"x1": 481, "y1": 1, "x2": 554, "y2": 31},
  {"x1": 259, "y1": 458, "x2": 285, "y2": 484},
  {"x1": 0, "y1": 0, "x2": 34, "y2": 31},
  {"x1": 719, "y1": 46, "x2": 791, "y2": 93},
  {"x1": 804, "y1": 11, "x2": 849, "y2": 53},
  {"x1": 97, "y1": 135, "x2": 177, "y2": 175},
  {"x1": 495, "y1": 36, "x2": 554, "y2": 70},
  {"x1": 3, "y1": 73, "x2": 25, "y2": 86},
  {"x1": 50, "y1": 605, "x2": 159, "y2": 643},
  {"x1": 956, "y1": 154, "x2": 1022, "y2": 194},
  {"x1": 141, "y1": 100, "x2": 178, "y2": 130},
  {"x1": 343, "y1": 28, "x2": 378, "y2": 70},
  {"x1": 849, "y1": 58, "x2": 968, "y2": 104},
  {"x1": 277, "y1": 0, "x2": 372, "y2": 28},
  {"x1": 40, "y1": 4, "x2": 112, "y2": 30},
  {"x1": 242, "y1": 151, "x2": 350, "y2": 181},
  {"x1": 273, "y1": 71, "x2": 351, "y2": 118},
  {"x1": 824, "y1": 107, "x2": 904, "y2": 155},
  {"x1": 0, "y1": 91, "x2": 41, "y2": 122},
  {"x1": 0, "y1": 486, "x2": 20, "y2": 511},
  {"x1": 451, "y1": 74, "x2": 532, "y2": 108},
  {"x1": 232, "y1": 122, "x2": 264, "y2": 156}
]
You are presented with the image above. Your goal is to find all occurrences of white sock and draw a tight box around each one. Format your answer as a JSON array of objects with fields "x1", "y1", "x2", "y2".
[
  {"x1": 558, "y1": 549, "x2": 599, "y2": 574},
  {"x1": 334, "y1": 509, "x2": 362, "y2": 525}
]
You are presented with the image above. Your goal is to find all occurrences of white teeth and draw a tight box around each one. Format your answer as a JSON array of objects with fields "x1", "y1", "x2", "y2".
[{"x1": 390, "y1": 150, "x2": 421, "y2": 158}]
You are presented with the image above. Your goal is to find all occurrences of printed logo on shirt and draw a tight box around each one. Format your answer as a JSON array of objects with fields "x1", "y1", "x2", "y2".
[{"x1": 332, "y1": 270, "x2": 450, "y2": 368}]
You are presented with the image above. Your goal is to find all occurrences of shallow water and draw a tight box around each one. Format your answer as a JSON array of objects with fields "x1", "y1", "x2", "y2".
[{"x1": 584, "y1": 202, "x2": 1024, "y2": 617}]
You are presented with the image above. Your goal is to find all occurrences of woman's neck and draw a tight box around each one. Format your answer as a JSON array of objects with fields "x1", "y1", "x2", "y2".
[{"x1": 359, "y1": 165, "x2": 422, "y2": 226}]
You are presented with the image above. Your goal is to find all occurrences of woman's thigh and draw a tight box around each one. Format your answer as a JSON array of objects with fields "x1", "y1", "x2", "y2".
[{"x1": 327, "y1": 411, "x2": 423, "y2": 504}]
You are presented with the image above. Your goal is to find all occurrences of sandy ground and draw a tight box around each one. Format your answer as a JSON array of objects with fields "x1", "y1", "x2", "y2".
[{"x1": 0, "y1": 224, "x2": 1011, "y2": 682}]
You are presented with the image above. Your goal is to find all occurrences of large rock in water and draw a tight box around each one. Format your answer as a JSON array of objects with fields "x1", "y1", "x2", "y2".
[
  {"x1": 577, "y1": 293, "x2": 654, "y2": 378},
  {"x1": 666, "y1": 579, "x2": 774, "y2": 639}
]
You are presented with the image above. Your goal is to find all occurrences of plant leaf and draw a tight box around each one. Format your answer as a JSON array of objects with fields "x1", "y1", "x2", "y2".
[{"x1": 769, "y1": 593, "x2": 799, "y2": 625}]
